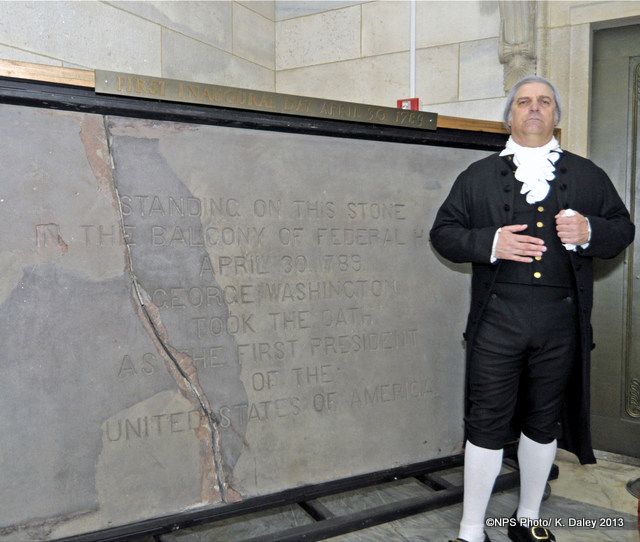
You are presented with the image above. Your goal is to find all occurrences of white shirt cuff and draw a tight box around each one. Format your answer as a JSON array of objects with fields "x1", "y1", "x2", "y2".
[
  {"x1": 580, "y1": 217, "x2": 591, "y2": 249},
  {"x1": 562, "y1": 209, "x2": 591, "y2": 251},
  {"x1": 490, "y1": 227, "x2": 501, "y2": 263}
]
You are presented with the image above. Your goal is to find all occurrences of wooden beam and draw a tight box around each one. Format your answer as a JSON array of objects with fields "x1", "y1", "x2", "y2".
[
  {"x1": 437, "y1": 114, "x2": 507, "y2": 134},
  {"x1": 0, "y1": 59, "x2": 94, "y2": 88},
  {"x1": 437, "y1": 113, "x2": 561, "y2": 142},
  {"x1": 0, "y1": 59, "x2": 554, "y2": 138}
]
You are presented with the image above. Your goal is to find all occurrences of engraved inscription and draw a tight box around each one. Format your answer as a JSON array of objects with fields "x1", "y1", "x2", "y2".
[
  {"x1": 97, "y1": 70, "x2": 438, "y2": 130},
  {"x1": 47, "y1": 188, "x2": 427, "y2": 434},
  {"x1": 35, "y1": 223, "x2": 69, "y2": 253},
  {"x1": 104, "y1": 409, "x2": 202, "y2": 442},
  {"x1": 108, "y1": 192, "x2": 429, "y2": 434}
]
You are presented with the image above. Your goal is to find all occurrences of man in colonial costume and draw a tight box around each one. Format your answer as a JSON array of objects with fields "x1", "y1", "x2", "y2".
[{"x1": 430, "y1": 75, "x2": 634, "y2": 542}]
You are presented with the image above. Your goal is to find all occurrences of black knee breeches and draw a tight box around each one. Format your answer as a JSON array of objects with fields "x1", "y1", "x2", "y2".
[{"x1": 466, "y1": 282, "x2": 578, "y2": 449}]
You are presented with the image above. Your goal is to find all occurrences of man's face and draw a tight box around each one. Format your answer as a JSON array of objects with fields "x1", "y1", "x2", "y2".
[{"x1": 509, "y1": 82, "x2": 557, "y2": 147}]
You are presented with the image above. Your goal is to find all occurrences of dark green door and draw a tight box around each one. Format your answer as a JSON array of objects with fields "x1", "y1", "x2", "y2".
[{"x1": 589, "y1": 25, "x2": 640, "y2": 458}]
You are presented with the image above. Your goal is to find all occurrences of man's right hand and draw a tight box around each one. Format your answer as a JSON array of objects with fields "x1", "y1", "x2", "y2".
[{"x1": 495, "y1": 224, "x2": 546, "y2": 263}]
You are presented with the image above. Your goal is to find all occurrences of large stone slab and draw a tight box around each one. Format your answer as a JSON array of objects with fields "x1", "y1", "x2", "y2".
[{"x1": 0, "y1": 102, "x2": 491, "y2": 540}]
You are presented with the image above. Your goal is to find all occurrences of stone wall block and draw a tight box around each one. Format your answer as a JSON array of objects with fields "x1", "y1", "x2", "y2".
[
  {"x1": 61, "y1": 61, "x2": 91, "y2": 69},
  {"x1": 547, "y1": 0, "x2": 573, "y2": 28},
  {"x1": 425, "y1": 97, "x2": 506, "y2": 122},
  {"x1": 109, "y1": 0, "x2": 233, "y2": 53},
  {"x1": 233, "y1": 2, "x2": 275, "y2": 69},
  {"x1": 0, "y1": 1, "x2": 161, "y2": 75},
  {"x1": 569, "y1": 1, "x2": 640, "y2": 25},
  {"x1": 276, "y1": 53, "x2": 408, "y2": 106},
  {"x1": 0, "y1": 44, "x2": 62, "y2": 66},
  {"x1": 275, "y1": 1, "x2": 363, "y2": 22},
  {"x1": 459, "y1": 38, "x2": 504, "y2": 101},
  {"x1": 238, "y1": 0, "x2": 276, "y2": 21},
  {"x1": 545, "y1": 26, "x2": 571, "y2": 122},
  {"x1": 415, "y1": 44, "x2": 459, "y2": 105},
  {"x1": 416, "y1": 0, "x2": 499, "y2": 48},
  {"x1": 275, "y1": 5, "x2": 361, "y2": 70},
  {"x1": 162, "y1": 29, "x2": 274, "y2": 91},
  {"x1": 567, "y1": 23, "x2": 591, "y2": 155},
  {"x1": 545, "y1": 1, "x2": 640, "y2": 29},
  {"x1": 362, "y1": 1, "x2": 410, "y2": 57}
]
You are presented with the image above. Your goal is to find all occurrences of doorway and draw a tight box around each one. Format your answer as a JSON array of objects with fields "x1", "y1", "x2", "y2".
[{"x1": 589, "y1": 24, "x2": 640, "y2": 458}]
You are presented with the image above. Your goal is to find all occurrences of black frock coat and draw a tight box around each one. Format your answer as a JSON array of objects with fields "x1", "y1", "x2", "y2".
[{"x1": 430, "y1": 150, "x2": 634, "y2": 465}]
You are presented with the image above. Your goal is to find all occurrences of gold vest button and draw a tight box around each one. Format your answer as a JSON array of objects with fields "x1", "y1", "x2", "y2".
[
  {"x1": 537, "y1": 206, "x2": 544, "y2": 212},
  {"x1": 534, "y1": 271, "x2": 542, "y2": 279},
  {"x1": 535, "y1": 256, "x2": 542, "y2": 261},
  {"x1": 536, "y1": 221, "x2": 543, "y2": 228}
]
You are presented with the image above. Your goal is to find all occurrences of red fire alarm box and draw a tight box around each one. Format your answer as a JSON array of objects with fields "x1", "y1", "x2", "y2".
[{"x1": 397, "y1": 98, "x2": 420, "y2": 110}]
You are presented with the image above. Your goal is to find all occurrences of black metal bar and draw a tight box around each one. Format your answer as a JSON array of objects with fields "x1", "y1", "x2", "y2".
[
  {"x1": 0, "y1": 77, "x2": 508, "y2": 151},
  {"x1": 503, "y1": 457, "x2": 519, "y2": 471},
  {"x1": 419, "y1": 472, "x2": 456, "y2": 490},
  {"x1": 298, "y1": 500, "x2": 336, "y2": 521},
  {"x1": 56, "y1": 454, "x2": 466, "y2": 542},
  {"x1": 238, "y1": 471, "x2": 522, "y2": 542}
]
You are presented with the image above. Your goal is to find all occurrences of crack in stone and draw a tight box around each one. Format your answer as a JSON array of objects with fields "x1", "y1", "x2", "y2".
[
  {"x1": 0, "y1": 508, "x2": 97, "y2": 540},
  {"x1": 136, "y1": 290, "x2": 229, "y2": 503},
  {"x1": 101, "y1": 117, "x2": 231, "y2": 503}
]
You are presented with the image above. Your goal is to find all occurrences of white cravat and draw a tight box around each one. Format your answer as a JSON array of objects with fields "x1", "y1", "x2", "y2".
[
  {"x1": 499, "y1": 136, "x2": 562, "y2": 204},
  {"x1": 490, "y1": 137, "x2": 589, "y2": 261}
]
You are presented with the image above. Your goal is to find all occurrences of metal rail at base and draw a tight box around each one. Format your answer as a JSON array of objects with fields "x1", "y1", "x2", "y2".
[
  {"x1": 57, "y1": 445, "x2": 559, "y2": 541},
  {"x1": 239, "y1": 462, "x2": 560, "y2": 542}
]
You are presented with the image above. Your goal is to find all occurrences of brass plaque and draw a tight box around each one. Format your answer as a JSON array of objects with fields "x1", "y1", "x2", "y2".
[{"x1": 95, "y1": 70, "x2": 437, "y2": 131}]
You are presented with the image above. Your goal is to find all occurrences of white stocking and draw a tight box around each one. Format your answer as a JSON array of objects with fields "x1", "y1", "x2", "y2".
[
  {"x1": 516, "y1": 432, "x2": 557, "y2": 520},
  {"x1": 458, "y1": 440, "x2": 503, "y2": 542}
]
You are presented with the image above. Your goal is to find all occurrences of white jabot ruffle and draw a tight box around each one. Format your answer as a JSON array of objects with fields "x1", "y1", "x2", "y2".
[{"x1": 499, "y1": 136, "x2": 562, "y2": 204}]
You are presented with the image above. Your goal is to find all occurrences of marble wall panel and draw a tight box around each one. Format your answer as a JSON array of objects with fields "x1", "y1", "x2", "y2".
[
  {"x1": 0, "y1": 45, "x2": 61, "y2": 66},
  {"x1": 362, "y1": 1, "x2": 410, "y2": 57},
  {"x1": 275, "y1": 1, "x2": 364, "y2": 21},
  {"x1": 233, "y1": 2, "x2": 276, "y2": 69},
  {"x1": 61, "y1": 60, "x2": 92, "y2": 69},
  {"x1": 238, "y1": 1, "x2": 276, "y2": 21},
  {"x1": 566, "y1": 23, "x2": 590, "y2": 156},
  {"x1": 0, "y1": 1, "x2": 161, "y2": 75},
  {"x1": 425, "y1": 97, "x2": 505, "y2": 122},
  {"x1": 275, "y1": 5, "x2": 361, "y2": 70},
  {"x1": 416, "y1": 0, "x2": 499, "y2": 49},
  {"x1": 162, "y1": 29, "x2": 274, "y2": 91},
  {"x1": 548, "y1": 0, "x2": 640, "y2": 28},
  {"x1": 415, "y1": 44, "x2": 459, "y2": 105},
  {"x1": 546, "y1": 26, "x2": 571, "y2": 131},
  {"x1": 459, "y1": 38, "x2": 504, "y2": 102},
  {"x1": 108, "y1": 0, "x2": 233, "y2": 53},
  {"x1": 548, "y1": 1, "x2": 577, "y2": 28},
  {"x1": 276, "y1": 52, "x2": 408, "y2": 106},
  {"x1": 568, "y1": 1, "x2": 640, "y2": 25}
]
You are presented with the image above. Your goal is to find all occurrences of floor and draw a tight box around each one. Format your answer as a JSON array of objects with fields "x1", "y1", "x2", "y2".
[{"x1": 159, "y1": 449, "x2": 640, "y2": 542}]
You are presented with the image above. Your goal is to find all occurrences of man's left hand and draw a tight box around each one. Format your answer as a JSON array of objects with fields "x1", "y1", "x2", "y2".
[{"x1": 555, "y1": 210, "x2": 590, "y2": 245}]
